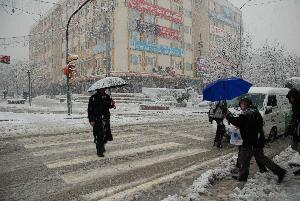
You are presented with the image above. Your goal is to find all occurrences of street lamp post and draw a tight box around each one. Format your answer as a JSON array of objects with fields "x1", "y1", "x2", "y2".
[
  {"x1": 27, "y1": 70, "x2": 31, "y2": 106},
  {"x1": 65, "y1": 0, "x2": 92, "y2": 115},
  {"x1": 238, "y1": 0, "x2": 252, "y2": 78},
  {"x1": 104, "y1": 13, "x2": 111, "y2": 78},
  {"x1": 99, "y1": 5, "x2": 114, "y2": 78}
]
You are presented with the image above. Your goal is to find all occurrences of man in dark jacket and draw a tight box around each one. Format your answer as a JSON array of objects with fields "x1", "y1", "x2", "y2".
[
  {"x1": 286, "y1": 88, "x2": 300, "y2": 175},
  {"x1": 88, "y1": 88, "x2": 115, "y2": 157},
  {"x1": 225, "y1": 98, "x2": 286, "y2": 182}
]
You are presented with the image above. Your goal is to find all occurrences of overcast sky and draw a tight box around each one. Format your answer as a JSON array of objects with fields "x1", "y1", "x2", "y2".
[{"x1": 0, "y1": 0, "x2": 299, "y2": 62}]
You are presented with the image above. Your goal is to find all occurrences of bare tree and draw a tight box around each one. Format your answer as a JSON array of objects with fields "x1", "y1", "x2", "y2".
[
  {"x1": 242, "y1": 41, "x2": 300, "y2": 87},
  {"x1": 202, "y1": 32, "x2": 253, "y2": 84}
]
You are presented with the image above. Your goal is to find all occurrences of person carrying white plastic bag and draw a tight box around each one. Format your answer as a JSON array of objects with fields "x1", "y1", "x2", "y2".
[{"x1": 230, "y1": 128, "x2": 243, "y2": 146}]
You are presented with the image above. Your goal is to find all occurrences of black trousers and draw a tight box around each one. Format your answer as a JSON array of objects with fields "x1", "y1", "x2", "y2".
[
  {"x1": 93, "y1": 120, "x2": 105, "y2": 155},
  {"x1": 239, "y1": 146, "x2": 285, "y2": 180},
  {"x1": 214, "y1": 118, "x2": 225, "y2": 147},
  {"x1": 236, "y1": 146, "x2": 268, "y2": 173}
]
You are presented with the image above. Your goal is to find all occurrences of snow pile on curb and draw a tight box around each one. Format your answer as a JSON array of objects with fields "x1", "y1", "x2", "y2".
[
  {"x1": 162, "y1": 154, "x2": 237, "y2": 201},
  {"x1": 230, "y1": 146, "x2": 300, "y2": 201}
]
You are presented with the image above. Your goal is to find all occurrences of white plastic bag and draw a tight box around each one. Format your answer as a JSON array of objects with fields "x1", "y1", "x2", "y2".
[{"x1": 230, "y1": 128, "x2": 243, "y2": 145}]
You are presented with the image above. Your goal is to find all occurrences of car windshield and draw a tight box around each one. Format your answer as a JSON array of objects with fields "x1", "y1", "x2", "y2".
[{"x1": 227, "y1": 93, "x2": 266, "y2": 111}]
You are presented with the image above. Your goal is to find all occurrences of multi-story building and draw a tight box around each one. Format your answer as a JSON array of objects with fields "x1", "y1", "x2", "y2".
[
  {"x1": 29, "y1": 0, "x2": 195, "y2": 92},
  {"x1": 192, "y1": 0, "x2": 242, "y2": 78}
]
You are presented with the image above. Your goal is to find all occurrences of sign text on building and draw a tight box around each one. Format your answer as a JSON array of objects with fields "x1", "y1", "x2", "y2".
[
  {"x1": 136, "y1": 20, "x2": 181, "y2": 41},
  {"x1": 129, "y1": 0, "x2": 183, "y2": 24},
  {"x1": 131, "y1": 40, "x2": 183, "y2": 57}
]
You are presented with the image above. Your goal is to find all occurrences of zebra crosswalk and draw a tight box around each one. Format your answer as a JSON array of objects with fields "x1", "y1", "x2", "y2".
[{"x1": 12, "y1": 120, "x2": 225, "y2": 201}]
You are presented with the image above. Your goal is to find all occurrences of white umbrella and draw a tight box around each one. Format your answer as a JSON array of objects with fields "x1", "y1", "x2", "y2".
[{"x1": 87, "y1": 77, "x2": 128, "y2": 92}]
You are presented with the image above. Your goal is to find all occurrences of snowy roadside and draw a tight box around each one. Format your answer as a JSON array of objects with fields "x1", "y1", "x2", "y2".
[
  {"x1": 162, "y1": 146, "x2": 300, "y2": 201},
  {"x1": 0, "y1": 96, "x2": 208, "y2": 138}
]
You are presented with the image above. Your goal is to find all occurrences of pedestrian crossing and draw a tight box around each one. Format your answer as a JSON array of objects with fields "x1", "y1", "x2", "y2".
[
  {"x1": 15, "y1": 121, "x2": 219, "y2": 201},
  {"x1": 46, "y1": 142, "x2": 185, "y2": 169},
  {"x1": 81, "y1": 155, "x2": 230, "y2": 201}
]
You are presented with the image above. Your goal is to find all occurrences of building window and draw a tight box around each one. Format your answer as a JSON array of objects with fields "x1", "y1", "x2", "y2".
[
  {"x1": 144, "y1": 33, "x2": 155, "y2": 43},
  {"x1": 146, "y1": 56, "x2": 156, "y2": 66},
  {"x1": 184, "y1": 26, "x2": 191, "y2": 34},
  {"x1": 171, "y1": 41, "x2": 181, "y2": 49},
  {"x1": 185, "y1": 62, "x2": 192, "y2": 71},
  {"x1": 172, "y1": 2, "x2": 182, "y2": 12},
  {"x1": 131, "y1": 31, "x2": 140, "y2": 41},
  {"x1": 96, "y1": 59, "x2": 102, "y2": 75},
  {"x1": 145, "y1": 0, "x2": 156, "y2": 5},
  {"x1": 130, "y1": 9, "x2": 141, "y2": 20},
  {"x1": 131, "y1": 54, "x2": 141, "y2": 65},
  {"x1": 184, "y1": 43, "x2": 192, "y2": 51},
  {"x1": 144, "y1": 14, "x2": 155, "y2": 24},
  {"x1": 184, "y1": 9, "x2": 192, "y2": 18},
  {"x1": 172, "y1": 23, "x2": 181, "y2": 31}
]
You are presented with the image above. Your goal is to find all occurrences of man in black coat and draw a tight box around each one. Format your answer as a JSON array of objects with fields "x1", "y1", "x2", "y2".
[
  {"x1": 286, "y1": 88, "x2": 300, "y2": 175},
  {"x1": 225, "y1": 98, "x2": 286, "y2": 182},
  {"x1": 88, "y1": 88, "x2": 115, "y2": 157}
]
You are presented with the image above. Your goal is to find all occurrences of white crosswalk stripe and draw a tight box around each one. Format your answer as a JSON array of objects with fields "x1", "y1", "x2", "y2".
[
  {"x1": 30, "y1": 133, "x2": 172, "y2": 157},
  {"x1": 22, "y1": 133, "x2": 140, "y2": 149},
  {"x1": 62, "y1": 148, "x2": 208, "y2": 184},
  {"x1": 46, "y1": 142, "x2": 184, "y2": 168},
  {"x1": 81, "y1": 153, "x2": 233, "y2": 201}
]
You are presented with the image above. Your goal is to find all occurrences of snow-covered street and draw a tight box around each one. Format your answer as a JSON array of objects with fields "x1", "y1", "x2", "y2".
[{"x1": 0, "y1": 96, "x2": 299, "y2": 201}]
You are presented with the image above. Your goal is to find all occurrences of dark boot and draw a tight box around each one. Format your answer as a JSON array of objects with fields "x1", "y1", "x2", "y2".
[
  {"x1": 232, "y1": 175, "x2": 247, "y2": 182},
  {"x1": 278, "y1": 170, "x2": 287, "y2": 183},
  {"x1": 293, "y1": 169, "x2": 300, "y2": 175},
  {"x1": 96, "y1": 143, "x2": 104, "y2": 157}
]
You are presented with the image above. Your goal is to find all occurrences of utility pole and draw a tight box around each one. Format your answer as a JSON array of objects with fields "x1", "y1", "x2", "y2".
[
  {"x1": 27, "y1": 70, "x2": 31, "y2": 106},
  {"x1": 103, "y1": 6, "x2": 113, "y2": 78},
  {"x1": 65, "y1": 0, "x2": 92, "y2": 115}
]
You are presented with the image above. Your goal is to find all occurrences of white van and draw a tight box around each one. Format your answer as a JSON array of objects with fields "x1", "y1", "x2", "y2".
[{"x1": 226, "y1": 87, "x2": 292, "y2": 142}]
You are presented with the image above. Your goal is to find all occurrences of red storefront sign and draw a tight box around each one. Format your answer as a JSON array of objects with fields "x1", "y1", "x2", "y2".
[
  {"x1": 136, "y1": 20, "x2": 181, "y2": 40},
  {"x1": 209, "y1": 25, "x2": 225, "y2": 37},
  {"x1": 159, "y1": 26, "x2": 180, "y2": 41},
  {"x1": 129, "y1": 0, "x2": 183, "y2": 24}
]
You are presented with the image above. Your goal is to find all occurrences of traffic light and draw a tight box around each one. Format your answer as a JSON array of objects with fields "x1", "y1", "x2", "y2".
[
  {"x1": 0, "y1": 55, "x2": 10, "y2": 64},
  {"x1": 63, "y1": 66, "x2": 68, "y2": 76},
  {"x1": 67, "y1": 54, "x2": 78, "y2": 62},
  {"x1": 68, "y1": 64, "x2": 76, "y2": 79}
]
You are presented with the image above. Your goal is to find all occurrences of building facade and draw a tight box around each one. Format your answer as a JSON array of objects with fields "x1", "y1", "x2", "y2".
[
  {"x1": 192, "y1": 0, "x2": 242, "y2": 78},
  {"x1": 29, "y1": 0, "x2": 195, "y2": 92}
]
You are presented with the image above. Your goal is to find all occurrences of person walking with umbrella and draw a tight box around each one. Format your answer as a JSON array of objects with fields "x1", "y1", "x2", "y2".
[
  {"x1": 88, "y1": 88, "x2": 115, "y2": 157},
  {"x1": 203, "y1": 77, "x2": 253, "y2": 148},
  {"x1": 224, "y1": 98, "x2": 287, "y2": 182},
  {"x1": 87, "y1": 77, "x2": 127, "y2": 157}
]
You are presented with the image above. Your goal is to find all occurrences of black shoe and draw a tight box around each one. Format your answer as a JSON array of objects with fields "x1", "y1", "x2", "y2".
[
  {"x1": 232, "y1": 175, "x2": 247, "y2": 182},
  {"x1": 231, "y1": 168, "x2": 239, "y2": 174},
  {"x1": 278, "y1": 170, "x2": 287, "y2": 183},
  {"x1": 259, "y1": 168, "x2": 268, "y2": 173},
  {"x1": 97, "y1": 153, "x2": 104, "y2": 157},
  {"x1": 293, "y1": 169, "x2": 300, "y2": 175},
  {"x1": 289, "y1": 163, "x2": 300, "y2": 168}
]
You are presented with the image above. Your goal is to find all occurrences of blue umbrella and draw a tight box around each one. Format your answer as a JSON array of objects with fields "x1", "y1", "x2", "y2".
[{"x1": 203, "y1": 77, "x2": 252, "y2": 101}]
